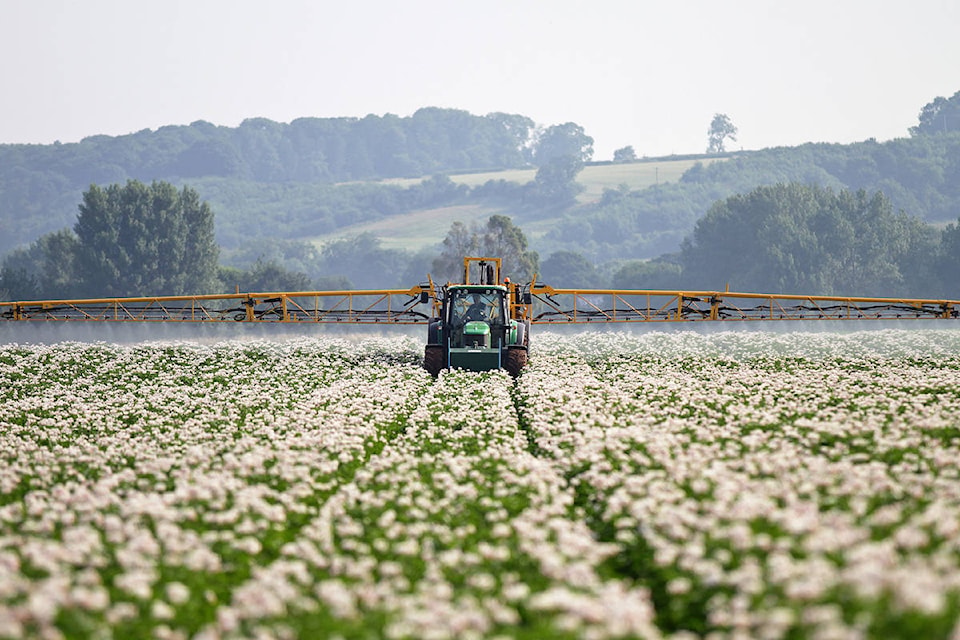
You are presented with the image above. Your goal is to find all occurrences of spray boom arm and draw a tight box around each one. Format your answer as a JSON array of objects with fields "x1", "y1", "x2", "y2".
[{"x1": 2, "y1": 259, "x2": 958, "y2": 324}]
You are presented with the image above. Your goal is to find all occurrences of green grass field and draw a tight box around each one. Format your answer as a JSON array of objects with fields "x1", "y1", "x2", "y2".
[{"x1": 312, "y1": 158, "x2": 717, "y2": 252}]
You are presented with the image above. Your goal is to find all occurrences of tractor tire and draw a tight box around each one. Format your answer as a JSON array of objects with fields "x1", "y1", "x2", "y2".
[
  {"x1": 504, "y1": 346, "x2": 527, "y2": 378},
  {"x1": 424, "y1": 345, "x2": 445, "y2": 377}
]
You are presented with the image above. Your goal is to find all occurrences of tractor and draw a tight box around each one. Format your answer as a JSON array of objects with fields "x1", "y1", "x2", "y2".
[{"x1": 423, "y1": 257, "x2": 530, "y2": 377}]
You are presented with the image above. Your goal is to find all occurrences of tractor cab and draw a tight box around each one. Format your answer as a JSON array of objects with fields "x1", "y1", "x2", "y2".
[{"x1": 448, "y1": 286, "x2": 506, "y2": 348}]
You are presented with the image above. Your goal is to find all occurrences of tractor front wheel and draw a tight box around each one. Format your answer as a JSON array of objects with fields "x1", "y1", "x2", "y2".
[
  {"x1": 424, "y1": 345, "x2": 445, "y2": 377},
  {"x1": 504, "y1": 346, "x2": 527, "y2": 378}
]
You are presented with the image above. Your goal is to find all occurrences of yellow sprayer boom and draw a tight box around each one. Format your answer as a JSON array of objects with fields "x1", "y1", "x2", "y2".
[{"x1": 1, "y1": 285, "x2": 958, "y2": 325}]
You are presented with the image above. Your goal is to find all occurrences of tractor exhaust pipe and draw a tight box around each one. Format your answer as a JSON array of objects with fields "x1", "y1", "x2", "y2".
[{"x1": 474, "y1": 260, "x2": 495, "y2": 285}]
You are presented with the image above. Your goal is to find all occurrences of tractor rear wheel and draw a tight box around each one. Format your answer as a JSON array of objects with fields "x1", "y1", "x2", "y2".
[
  {"x1": 424, "y1": 345, "x2": 444, "y2": 377},
  {"x1": 504, "y1": 346, "x2": 527, "y2": 378}
]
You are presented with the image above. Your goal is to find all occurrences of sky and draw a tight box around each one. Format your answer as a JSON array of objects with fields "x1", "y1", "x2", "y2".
[{"x1": 2, "y1": 0, "x2": 958, "y2": 160}]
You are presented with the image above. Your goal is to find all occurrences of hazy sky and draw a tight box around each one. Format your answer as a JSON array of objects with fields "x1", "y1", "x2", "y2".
[{"x1": 2, "y1": 0, "x2": 958, "y2": 159}]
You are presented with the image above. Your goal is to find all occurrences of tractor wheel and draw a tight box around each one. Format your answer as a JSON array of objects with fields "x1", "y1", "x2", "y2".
[
  {"x1": 504, "y1": 346, "x2": 527, "y2": 378},
  {"x1": 424, "y1": 345, "x2": 445, "y2": 377}
]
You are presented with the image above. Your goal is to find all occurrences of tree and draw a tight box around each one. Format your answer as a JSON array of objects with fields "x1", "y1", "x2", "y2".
[
  {"x1": 707, "y1": 113, "x2": 738, "y2": 153},
  {"x1": 533, "y1": 123, "x2": 594, "y2": 165},
  {"x1": 910, "y1": 91, "x2": 960, "y2": 136},
  {"x1": 613, "y1": 146, "x2": 638, "y2": 163},
  {"x1": 485, "y1": 112, "x2": 537, "y2": 164},
  {"x1": 434, "y1": 221, "x2": 480, "y2": 276},
  {"x1": 936, "y1": 221, "x2": 960, "y2": 295},
  {"x1": 540, "y1": 251, "x2": 599, "y2": 288},
  {"x1": 223, "y1": 238, "x2": 323, "y2": 279},
  {"x1": 612, "y1": 258, "x2": 682, "y2": 290},
  {"x1": 404, "y1": 174, "x2": 468, "y2": 208},
  {"x1": 74, "y1": 180, "x2": 220, "y2": 297},
  {"x1": 174, "y1": 138, "x2": 244, "y2": 178},
  {"x1": 33, "y1": 230, "x2": 79, "y2": 298},
  {"x1": 432, "y1": 216, "x2": 538, "y2": 283},
  {"x1": 680, "y1": 183, "x2": 932, "y2": 296},
  {"x1": 318, "y1": 233, "x2": 409, "y2": 289},
  {"x1": 482, "y1": 215, "x2": 539, "y2": 282},
  {"x1": 529, "y1": 156, "x2": 585, "y2": 207},
  {"x1": 221, "y1": 258, "x2": 313, "y2": 292},
  {"x1": 0, "y1": 229, "x2": 80, "y2": 300},
  {"x1": 0, "y1": 264, "x2": 37, "y2": 301}
]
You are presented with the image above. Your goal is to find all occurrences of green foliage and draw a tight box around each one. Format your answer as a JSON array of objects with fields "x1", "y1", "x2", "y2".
[
  {"x1": 407, "y1": 108, "x2": 536, "y2": 170},
  {"x1": 680, "y1": 136, "x2": 960, "y2": 223},
  {"x1": 6, "y1": 94, "x2": 960, "y2": 299},
  {"x1": 528, "y1": 156, "x2": 585, "y2": 208},
  {"x1": 938, "y1": 222, "x2": 960, "y2": 295},
  {"x1": 469, "y1": 178, "x2": 527, "y2": 202},
  {"x1": 433, "y1": 216, "x2": 539, "y2": 283},
  {"x1": 707, "y1": 113, "x2": 738, "y2": 153},
  {"x1": 910, "y1": 90, "x2": 960, "y2": 136},
  {"x1": 218, "y1": 259, "x2": 313, "y2": 293},
  {"x1": 611, "y1": 258, "x2": 683, "y2": 289},
  {"x1": 182, "y1": 174, "x2": 469, "y2": 250},
  {"x1": 612, "y1": 145, "x2": 638, "y2": 163},
  {"x1": 533, "y1": 122, "x2": 594, "y2": 165},
  {"x1": 74, "y1": 180, "x2": 219, "y2": 296},
  {"x1": 318, "y1": 233, "x2": 412, "y2": 289},
  {"x1": 0, "y1": 264, "x2": 36, "y2": 301},
  {"x1": 484, "y1": 215, "x2": 539, "y2": 282},
  {"x1": 546, "y1": 179, "x2": 710, "y2": 262},
  {"x1": 221, "y1": 237, "x2": 322, "y2": 275},
  {"x1": 680, "y1": 183, "x2": 937, "y2": 296},
  {"x1": 550, "y1": 131, "x2": 960, "y2": 279},
  {"x1": 539, "y1": 251, "x2": 601, "y2": 288},
  {"x1": 0, "y1": 229, "x2": 78, "y2": 300}
]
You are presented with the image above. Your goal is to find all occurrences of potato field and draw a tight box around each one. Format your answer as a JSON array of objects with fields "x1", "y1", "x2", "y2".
[{"x1": 2, "y1": 329, "x2": 960, "y2": 639}]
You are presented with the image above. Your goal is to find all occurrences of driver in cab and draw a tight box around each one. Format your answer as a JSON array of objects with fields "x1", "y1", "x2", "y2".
[{"x1": 464, "y1": 293, "x2": 488, "y2": 321}]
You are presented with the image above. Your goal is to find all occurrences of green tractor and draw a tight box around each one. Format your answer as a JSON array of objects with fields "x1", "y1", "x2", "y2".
[{"x1": 423, "y1": 258, "x2": 530, "y2": 377}]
